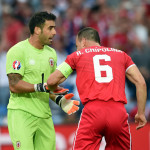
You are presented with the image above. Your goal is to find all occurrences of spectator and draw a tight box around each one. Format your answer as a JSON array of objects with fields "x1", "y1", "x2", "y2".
[{"x1": 0, "y1": 4, "x2": 24, "y2": 51}]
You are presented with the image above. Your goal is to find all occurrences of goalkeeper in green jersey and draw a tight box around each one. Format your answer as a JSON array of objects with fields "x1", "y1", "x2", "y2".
[{"x1": 6, "y1": 11, "x2": 80, "y2": 150}]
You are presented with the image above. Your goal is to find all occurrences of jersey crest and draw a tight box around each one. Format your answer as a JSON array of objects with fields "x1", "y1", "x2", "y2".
[
  {"x1": 49, "y1": 58, "x2": 54, "y2": 67},
  {"x1": 13, "y1": 60, "x2": 21, "y2": 70},
  {"x1": 16, "y1": 141, "x2": 21, "y2": 148}
]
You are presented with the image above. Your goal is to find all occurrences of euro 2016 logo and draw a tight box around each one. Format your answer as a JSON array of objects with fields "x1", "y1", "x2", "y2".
[{"x1": 13, "y1": 60, "x2": 21, "y2": 70}]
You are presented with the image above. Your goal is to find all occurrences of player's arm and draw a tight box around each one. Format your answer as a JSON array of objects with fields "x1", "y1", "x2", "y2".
[
  {"x1": 47, "y1": 69, "x2": 66, "y2": 91},
  {"x1": 47, "y1": 62, "x2": 73, "y2": 91},
  {"x1": 8, "y1": 73, "x2": 49, "y2": 93},
  {"x1": 126, "y1": 65, "x2": 147, "y2": 130},
  {"x1": 7, "y1": 73, "x2": 35, "y2": 93}
]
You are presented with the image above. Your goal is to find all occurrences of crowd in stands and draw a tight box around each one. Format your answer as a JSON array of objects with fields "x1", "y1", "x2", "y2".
[{"x1": 0, "y1": 0, "x2": 150, "y2": 126}]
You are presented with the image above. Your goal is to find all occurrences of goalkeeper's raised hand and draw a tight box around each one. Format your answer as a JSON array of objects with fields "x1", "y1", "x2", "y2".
[{"x1": 55, "y1": 93, "x2": 80, "y2": 115}]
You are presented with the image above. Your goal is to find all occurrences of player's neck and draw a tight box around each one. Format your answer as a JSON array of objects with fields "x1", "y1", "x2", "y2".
[
  {"x1": 28, "y1": 36, "x2": 44, "y2": 50},
  {"x1": 86, "y1": 41, "x2": 100, "y2": 48}
]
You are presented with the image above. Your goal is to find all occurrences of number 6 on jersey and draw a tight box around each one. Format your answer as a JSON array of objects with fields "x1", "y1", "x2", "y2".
[{"x1": 93, "y1": 54, "x2": 113, "y2": 83}]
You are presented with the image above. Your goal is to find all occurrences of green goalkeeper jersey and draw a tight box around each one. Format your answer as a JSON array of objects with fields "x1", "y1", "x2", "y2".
[{"x1": 6, "y1": 39, "x2": 57, "y2": 118}]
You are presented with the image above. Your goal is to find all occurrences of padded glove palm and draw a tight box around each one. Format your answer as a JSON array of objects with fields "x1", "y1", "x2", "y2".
[{"x1": 55, "y1": 93, "x2": 80, "y2": 115}]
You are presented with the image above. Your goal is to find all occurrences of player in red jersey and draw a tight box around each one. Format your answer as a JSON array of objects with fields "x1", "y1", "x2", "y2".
[{"x1": 47, "y1": 27, "x2": 147, "y2": 150}]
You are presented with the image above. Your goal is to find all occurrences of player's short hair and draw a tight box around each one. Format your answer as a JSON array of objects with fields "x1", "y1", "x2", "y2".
[
  {"x1": 77, "y1": 27, "x2": 101, "y2": 44},
  {"x1": 29, "y1": 11, "x2": 56, "y2": 34}
]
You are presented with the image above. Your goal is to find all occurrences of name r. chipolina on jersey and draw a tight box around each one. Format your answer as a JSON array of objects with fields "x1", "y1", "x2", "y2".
[{"x1": 76, "y1": 47, "x2": 123, "y2": 56}]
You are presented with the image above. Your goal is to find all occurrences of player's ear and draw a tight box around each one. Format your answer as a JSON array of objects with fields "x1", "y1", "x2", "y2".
[{"x1": 34, "y1": 27, "x2": 41, "y2": 35}]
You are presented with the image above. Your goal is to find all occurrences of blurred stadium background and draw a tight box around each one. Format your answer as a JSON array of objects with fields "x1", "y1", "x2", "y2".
[{"x1": 0, "y1": 0, "x2": 150, "y2": 149}]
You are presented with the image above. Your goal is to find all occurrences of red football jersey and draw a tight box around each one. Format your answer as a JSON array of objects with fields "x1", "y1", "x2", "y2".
[{"x1": 65, "y1": 46, "x2": 134, "y2": 105}]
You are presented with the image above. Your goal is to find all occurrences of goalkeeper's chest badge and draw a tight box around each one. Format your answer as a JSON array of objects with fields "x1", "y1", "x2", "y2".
[
  {"x1": 49, "y1": 57, "x2": 54, "y2": 67},
  {"x1": 16, "y1": 141, "x2": 21, "y2": 148}
]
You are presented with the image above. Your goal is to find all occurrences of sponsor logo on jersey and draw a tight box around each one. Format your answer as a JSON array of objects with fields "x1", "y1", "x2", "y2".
[
  {"x1": 16, "y1": 141, "x2": 21, "y2": 148},
  {"x1": 49, "y1": 58, "x2": 54, "y2": 67},
  {"x1": 29, "y1": 59, "x2": 35, "y2": 65},
  {"x1": 13, "y1": 60, "x2": 21, "y2": 70}
]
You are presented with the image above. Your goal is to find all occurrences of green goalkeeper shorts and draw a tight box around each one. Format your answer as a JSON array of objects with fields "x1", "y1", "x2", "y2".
[{"x1": 8, "y1": 109, "x2": 56, "y2": 150}]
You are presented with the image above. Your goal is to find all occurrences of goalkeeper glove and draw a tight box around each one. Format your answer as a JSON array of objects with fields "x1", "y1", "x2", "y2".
[
  {"x1": 34, "y1": 83, "x2": 49, "y2": 92},
  {"x1": 34, "y1": 73, "x2": 50, "y2": 92},
  {"x1": 34, "y1": 83, "x2": 69, "y2": 95},
  {"x1": 50, "y1": 88, "x2": 69, "y2": 95},
  {"x1": 55, "y1": 93, "x2": 80, "y2": 115}
]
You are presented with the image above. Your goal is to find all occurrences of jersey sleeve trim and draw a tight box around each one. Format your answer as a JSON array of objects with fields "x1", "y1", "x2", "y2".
[
  {"x1": 126, "y1": 64, "x2": 136, "y2": 72},
  {"x1": 57, "y1": 62, "x2": 73, "y2": 78}
]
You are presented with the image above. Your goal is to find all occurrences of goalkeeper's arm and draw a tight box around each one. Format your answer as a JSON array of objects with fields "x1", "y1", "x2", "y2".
[{"x1": 49, "y1": 93, "x2": 80, "y2": 115}]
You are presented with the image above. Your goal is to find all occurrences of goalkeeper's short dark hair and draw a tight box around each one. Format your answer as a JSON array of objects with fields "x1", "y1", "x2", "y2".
[
  {"x1": 77, "y1": 27, "x2": 101, "y2": 45},
  {"x1": 29, "y1": 11, "x2": 56, "y2": 35}
]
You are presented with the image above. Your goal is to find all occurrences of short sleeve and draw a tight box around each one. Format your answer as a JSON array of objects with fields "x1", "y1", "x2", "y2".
[
  {"x1": 65, "y1": 53, "x2": 76, "y2": 70},
  {"x1": 6, "y1": 47, "x2": 25, "y2": 76},
  {"x1": 124, "y1": 53, "x2": 135, "y2": 72}
]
